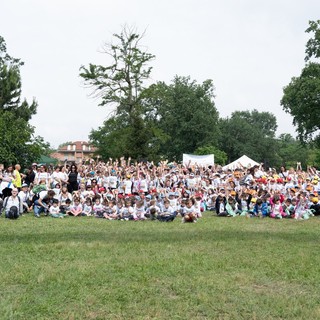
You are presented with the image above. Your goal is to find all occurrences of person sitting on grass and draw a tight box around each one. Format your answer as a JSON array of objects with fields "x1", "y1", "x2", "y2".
[
  {"x1": 270, "y1": 196, "x2": 286, "y2": 219},
  {"x1": 158, "y1": 199, "x2": 176, "y2": 222},
  {"x1": 69, "y1": 197, "x2": 83, "y2": 217},
  {"x1": 216, "y1": 194, "x2": 227, "y2": 217},
  {"x1": 145, "y1": 199, "x2": 160, "y2": 220},
  {"x1": 1, "y1": 188, "x2": 23, "y2": 219},
  {"x1": 81, "y1": 197, "x2": 93, "y2": 216},
  {"x1": 93, "y1": 196, "x2": 105, "y2": 218},
  {"x1": 49, "y1": 199, "x2": 67, "y2": 218},
  {"x1": 182, "y1": 198, "x2": 197, "y2": 223},
  {"x1": 120, "y1": 199, "x2": 136, "y2": 221},
  {"x1": 134, "y1": 199, "x2": 147, "y2": 220},
  {"x1": 310, "y1": 196, "x2": 320, "y2": 216},
  {"x1": 225, "y1": 196, "x2": 240, "y2": 217},
  {"x1": 103, "y1": 199, "x2": 118, "y2": 220}
]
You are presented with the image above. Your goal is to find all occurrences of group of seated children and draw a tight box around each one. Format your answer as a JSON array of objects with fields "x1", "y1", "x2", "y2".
[
  {"x1": 212, "y1": 189, "x2": 320, "y2": 220},
  {"x1": 31, "y1": 184, "x2": 201, "y2": 223}
]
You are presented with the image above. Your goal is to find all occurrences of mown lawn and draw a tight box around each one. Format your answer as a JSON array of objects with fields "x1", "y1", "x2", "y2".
[{"x1": 0, "y1": 213, "x2": 320, "y2": 319}]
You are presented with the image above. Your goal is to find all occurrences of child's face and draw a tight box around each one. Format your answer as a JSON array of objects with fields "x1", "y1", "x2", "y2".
[
  {"x1": 186, "y1": 201, "x2": 192, "y2": 208},
  {"x1": 95, "y1": 199, "x2": 100, "y2": 204}
]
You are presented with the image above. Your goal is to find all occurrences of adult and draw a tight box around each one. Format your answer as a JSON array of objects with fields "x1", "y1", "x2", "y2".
[
  {"x1": 67, "y1": 164, "x2": 79, "y2": 193},
  {"x1": 1, "y1": 188, "x2": 23, "y2": 219},
  {"x1": 34, "y1": 165, "x2": 51, "y2": 187},
  {"x1": 13, "y1": 164, "x2": 23, "y2": 191},
  {"x1": 0, "y1": 165, "x2": 14, "y2": 198},
  {"x1": 24, "y1": 166, "x2": 36, "y2": 187},
  {"x1": 33, "y1": 189, "x2": 56, "y2": 218},
  {"x1": 50, "y1": 166, "x2": 62, "y2": 188}
]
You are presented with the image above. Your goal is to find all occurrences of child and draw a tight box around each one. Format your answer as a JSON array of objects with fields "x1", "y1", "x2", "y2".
[
  {"x1": 270, "y1": 196, "x2": 286, "y2": 219},
  {"x1": 134, "y1": 200, "x2": 146, "y2": 220},
  {"x1": 146, "y1": 199, "x2": 160, "y2": 220},
  {"x1": 193, "y1": 193, "x2": 203, "y2": 218},
  {"x1": 120, "y1": 200, "x2": 135, "y2": 220},
  {"x1": 69, "y1": 197, "x2": 83, "y2": 217},
  {"x1": 216, "y1": 195, "x2": 227, "y2": 217},
  {"x1": 158, "y1": 199, "x2": 175, "y2": 222},
  {"x1": 225, "y1": 196, "x2": 240, "y2": 217},
  {"x1": 49, "y1": 199, "x2": 66, "y2": 218},
  {"x1": 82, "y1": 197, "x2": 93, "y2": 216},
  {"x1": 104, "y1": 200, "x2": 118, "y2": 220},
  {"x1": 310, "y1": 197, "x2": 320, "y2": 216},
  {"x1": 294, "y1": 192, "x2": 310, "y2": 220},
  {"x1": 18, "y1": 183, "x2": 32, "y2": 213},
  {"x1": 93, "y1": 196, "x2": 105, "y2": 218},
  {"x1": 60, "y1": 198, "x2": 72, "y2": 215},
  {"x1": 252, "y1": 198, "x2": 268, "y2": 218},
  {"x1": 182, "y1": 199, "x2": 197, "y2": 223},
  {"x1": 177, "y1": 199, "x2": 187, "y2": 217}
]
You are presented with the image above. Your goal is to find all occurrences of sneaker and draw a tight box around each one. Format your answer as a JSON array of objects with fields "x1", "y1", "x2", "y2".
[{"x1": 35, "y1": 214, "x2": 40, "y2": 218}]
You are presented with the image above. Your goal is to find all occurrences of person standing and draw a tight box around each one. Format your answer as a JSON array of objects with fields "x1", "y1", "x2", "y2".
[
  {"x1": 67, "y1": 164, "x2": 79, "y2": 193},
  {"x1": 13, "y1": 164, "x2": 23, "y2": 191},
  {"x1": 1, "y1": 165, "x2": 14, "y2": 198}
]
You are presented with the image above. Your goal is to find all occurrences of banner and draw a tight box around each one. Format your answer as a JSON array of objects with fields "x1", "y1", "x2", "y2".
[{"x1": 182, "y1": 154, "x2": 214, "y2": 166}]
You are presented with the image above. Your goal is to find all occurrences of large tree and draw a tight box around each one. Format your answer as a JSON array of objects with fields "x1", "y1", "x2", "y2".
[
  {"x1": 80, "y1": 27, "x2": 156, "y2": 160},
  {"x1": 142, "y1": 76, "x2": 220, "y2": 161},
  {"x1": 0, "y1": 36, "x2": 49, "y2": 167},
  {"x1": 219, "y1": 109, "x2": 278, "y2": 165},
  {"x1": 281, "y1": 20, "x2": 320, "y2": 145}
]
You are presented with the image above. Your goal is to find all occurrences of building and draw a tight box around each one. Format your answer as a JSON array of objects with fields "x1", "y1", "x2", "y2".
[{"x1": 51, "y1": 141, "x2": 98, "y2": 163}]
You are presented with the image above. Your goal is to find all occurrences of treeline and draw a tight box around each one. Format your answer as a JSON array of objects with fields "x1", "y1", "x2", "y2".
[{"x1": 80, "y1": 26, "x2": 320, "y2": 168}]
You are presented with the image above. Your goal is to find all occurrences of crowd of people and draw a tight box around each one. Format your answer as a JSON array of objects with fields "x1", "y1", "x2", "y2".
[{"x1": 0, "y1": 158, "x2": 320, "y2": 221}]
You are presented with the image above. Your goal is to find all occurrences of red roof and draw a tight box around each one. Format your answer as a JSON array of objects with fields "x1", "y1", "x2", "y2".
[{"x1": 58, "y1": 141, "x2": 97, "y2": 153}]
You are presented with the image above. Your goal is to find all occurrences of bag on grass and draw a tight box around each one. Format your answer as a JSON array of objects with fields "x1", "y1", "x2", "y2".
[{"x1": 6, "y1": 206, "x2": 19, "y2": 219}]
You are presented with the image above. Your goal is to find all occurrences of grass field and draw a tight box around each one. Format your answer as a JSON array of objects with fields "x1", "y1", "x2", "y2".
[{"x1": 0, "y1": 213, "x2": 320, "y2": 320}]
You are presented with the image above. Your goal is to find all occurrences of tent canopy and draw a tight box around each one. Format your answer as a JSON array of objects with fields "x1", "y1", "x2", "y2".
[
  {"x1": 37, "y1": 155, "x2": 58, "y2": 165},
  {"x1": 222, "y1": 155, "x2": 259, "y2": 171}
]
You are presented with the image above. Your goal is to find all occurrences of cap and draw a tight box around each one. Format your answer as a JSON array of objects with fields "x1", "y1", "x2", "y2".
[{"x1": 21, "y1": 183, "x2": 28, "y2": 188}]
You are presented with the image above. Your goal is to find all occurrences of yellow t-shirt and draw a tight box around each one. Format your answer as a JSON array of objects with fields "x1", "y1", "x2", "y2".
[{"x1": 13, "y1": 169, "x2": 22, "y2": 188}]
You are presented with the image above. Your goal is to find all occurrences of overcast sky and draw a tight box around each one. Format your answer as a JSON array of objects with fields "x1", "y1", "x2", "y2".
[{"x1": 1, "y1": 0, "x2": 319, "y2": 148}]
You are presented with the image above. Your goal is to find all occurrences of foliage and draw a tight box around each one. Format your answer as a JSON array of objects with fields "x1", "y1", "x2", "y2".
[
  {"x1": 219, "y1": 109, "x2": 277, "y2": 165},
  {"x1": 281, "y1": 20, "x2": 320, "y2": 145},
  {"x1": 274, "y1": 133, "x2": 311, "y2": 169},
  {"x1": 1, "y1": 214, "x2": 320, "y2": 319},
  {"x1": 0, "y1": 36, "x2": 50, "y2": 167},
  {"x1": 281, "y1": 62, "x2": 320, "y2": 145},
  {"x1": 305, "y1": 20, "x2": 320, "y2": 61},
  {"x1": 143, "y1": 76, "x2": 220, "y2": 161},
  {"x1": 80, "y1": 27, "x2": 156, "y2": 160},
  {"x1": 194, "y1": 145, "x2": 227, "y2": 165}
]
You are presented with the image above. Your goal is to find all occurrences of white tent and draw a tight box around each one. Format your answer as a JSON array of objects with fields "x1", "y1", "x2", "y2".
[{"x1": 222, "y1": 155, "x2": 260, "y2": 171}]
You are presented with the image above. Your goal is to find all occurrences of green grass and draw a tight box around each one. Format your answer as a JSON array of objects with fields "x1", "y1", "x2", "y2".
[{"x1": 0, "y1": 213, "x2": 320, "y2": 319}]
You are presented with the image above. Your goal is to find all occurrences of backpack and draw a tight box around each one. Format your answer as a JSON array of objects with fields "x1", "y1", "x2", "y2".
[
  {"x1": 31, "y1": 185, "x2": 47, "y2": 204},
  {"x1": 32, "y1": 184, "x2": 47, "y2": 194},
  {"x1": 3, "y1": 196, "x2": 21, "y2": 219}
]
